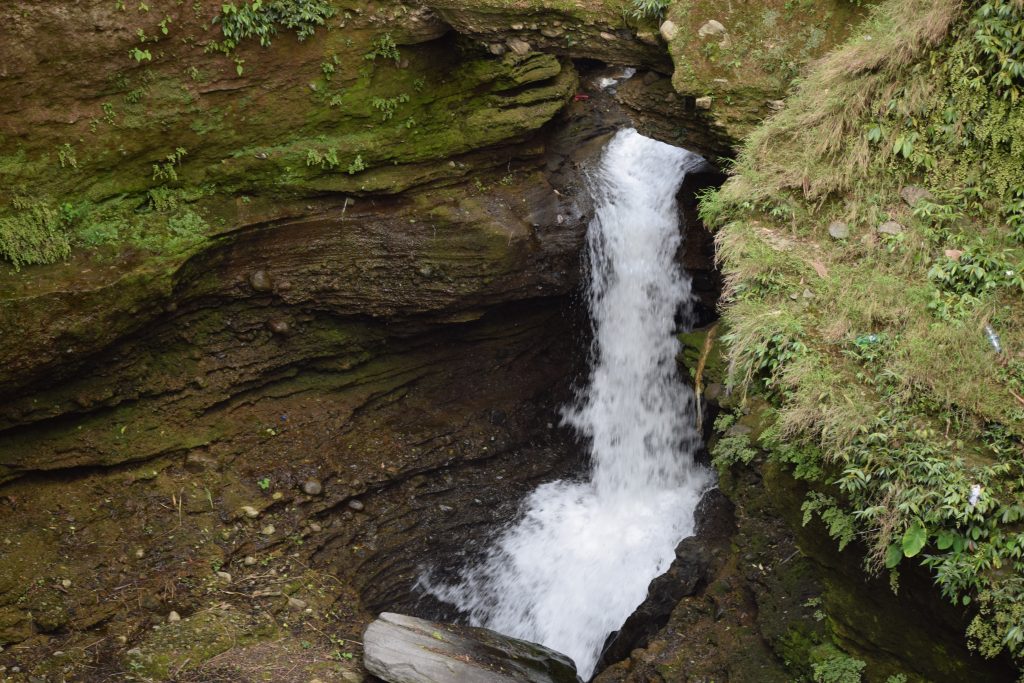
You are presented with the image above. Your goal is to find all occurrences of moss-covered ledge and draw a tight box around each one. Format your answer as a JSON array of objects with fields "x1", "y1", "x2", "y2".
[{"x1": 660, "y1": 0, "x2": 869, "y2": 150}]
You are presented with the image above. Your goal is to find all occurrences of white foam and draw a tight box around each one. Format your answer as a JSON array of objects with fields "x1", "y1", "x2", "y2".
[{"x1": 423, "y1": 129, "x2": 710, "y2": 680}]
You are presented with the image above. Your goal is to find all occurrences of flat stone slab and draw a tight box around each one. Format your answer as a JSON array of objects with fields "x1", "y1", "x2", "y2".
[{"x1": 364, "y1": 612, "x2": 581, "y2": 683}]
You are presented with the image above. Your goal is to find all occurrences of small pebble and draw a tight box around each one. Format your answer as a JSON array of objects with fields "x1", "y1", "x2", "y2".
[
  {"x1": 249, "y1": 270, "x2": 273, "y2": 292},
  {"x1": 52, "y1": 650, "x2": 65, "y2": 657},
  {"x1": 261, "y1": 524, "x2": 276, "y2": 536},
  {"x1": 302, "y1": 480, "x2": 323, "y2": 496},
  {"x1": 244, "y1": 556, "x2": 258, "y2": 566},
  {"x1": 309, "y1": 523, "x2": 322, "y2": 532},
  {"x1": 272, "y1": 491, "x2": 283, "y2": 501},
  {"x1": 287, "y1": 596, "x2": 307, "y2": 610},
  {"x1": 117, "y1": 635, "x2": 128, "y2": 644},
  {"x1": 241, "y1": 505, "x2": 260, "y2": 518},
  {"x1": 167, "y1": 611, "x2": 181, "y2": 623},
  {"x1": 347, "y1": 500, "x2": 364, "y2": 512},
  {"x1": 61, "y1": 579, "x2": 72, "y2": 588},
  {"x1": 216, "y1": 571, "x2": 232, "y2": 583},
  {"x1": 134, "y1": 548, "x2": 145, "y2": 559}
]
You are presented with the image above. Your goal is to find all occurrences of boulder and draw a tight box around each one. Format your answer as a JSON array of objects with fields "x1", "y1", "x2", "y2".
[
  {"x1": 877, "y1": 220, "x2": 904, "y2": 235},
  {"x1": 827, "y1": 221, "x2": 850, "y2": 239},
  {"x1": 899, "y1": 185, "x2": 932, "y2": 207},
  {"x1": 363, "y1": 612, "x2": 581, "y2": 683},
  {"x1": 659, "y1": 20, "x2": 679, "y2": 42},
  {"x1": 507, "y1": 38, "x2": 532, "y2": 55},
  {"x1": 698, "y1": 20, "x2": 727, "y2": 38}
]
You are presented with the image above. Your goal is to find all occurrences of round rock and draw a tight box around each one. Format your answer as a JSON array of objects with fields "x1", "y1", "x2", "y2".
[
  {"x1": 899, "y1": 185, "x2": 932, "y2": 207},
  {"x1": 827, "y1": 221, "x2": 850, "y2": 239},
  {"x1": 249, "y1": 270, "x2": 273, "y2": 292},
  {"x1": 877, "y1": 221, "x2": 904, "y2": 235},
  {"x1": 302, "y1": 479, "x2": 323, "y2": 496},
  {"x1": 698, "y1": 19, "x2": 727, "y2": 37},
  {"x1": 506, "y1": 38, "x2": 531, "y2": 55},
  {"x1": 347, "y1": 499, "x2": 365, "y2": 512},
  {"x1": 659, "y1": 20, "x2": 678, "y2": 42}
]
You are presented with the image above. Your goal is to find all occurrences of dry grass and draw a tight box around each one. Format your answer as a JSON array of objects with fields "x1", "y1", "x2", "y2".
[{"x1": 719, "y1": 0, "x2": 962, "y2": 202}]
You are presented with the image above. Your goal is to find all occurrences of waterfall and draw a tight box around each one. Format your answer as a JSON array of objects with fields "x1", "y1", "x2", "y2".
[{"x1": 423, "y1": 129, "x2": 711, "y2": 680}]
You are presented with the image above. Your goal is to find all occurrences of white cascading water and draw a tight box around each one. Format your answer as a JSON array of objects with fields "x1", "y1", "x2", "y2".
[{"x1": 423, "y1": 129, "x2": 711, "y2": 680}]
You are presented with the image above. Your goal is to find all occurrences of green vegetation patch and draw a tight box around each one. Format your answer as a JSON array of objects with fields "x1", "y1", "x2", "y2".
[
  {"x1": 0, "y1": 198, "x2": 73, "y2": 270},
  {"x1": 703, "y1": 0, "x2": 1024, "y2": 667},
  {"x1": 212, "y1": 0, "x2": 335, "y2": 51}
]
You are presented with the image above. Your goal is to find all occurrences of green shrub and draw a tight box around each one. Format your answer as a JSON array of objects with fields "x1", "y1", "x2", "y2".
[
  {"x1": 213, "y1": 0, "x2": 334, "y2": 52},
  {"x1": 0, "y1": 200, "x2": 72, "y2": 270},
  {"x1": 363, "y1": 33, "x2": 400, "y2": 63},
  {"x1": 630, "y1": 0, "x2": 670, "y2": 20},
  {"x1": 811, "y1": 647, "x2": 866, "y2": 683}
]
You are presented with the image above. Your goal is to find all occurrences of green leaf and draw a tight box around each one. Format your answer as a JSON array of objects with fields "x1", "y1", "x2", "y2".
[
  {"x1": 902, "y1": 521, "x2": 927, "y2": 558},
  {"x1": 885, "y1": 543, "x2": 903, "y2": 568},
  {"x1": 936, "y1": 530, "x2": 956, "y2": 550}
]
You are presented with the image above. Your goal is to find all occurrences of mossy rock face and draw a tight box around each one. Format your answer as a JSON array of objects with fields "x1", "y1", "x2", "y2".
[
  {"x1": 663, "y1": 0, "x2": 868, "y2": 147},
  {"x1": 0, "y1": 1, "x2": 576, "y2": 271},
  {"x1": 425, "y1": 0, "x2": 671, "y2": 69},
  {"x1": 677, "y1": 322, "x2": 727, "y2": 387}
]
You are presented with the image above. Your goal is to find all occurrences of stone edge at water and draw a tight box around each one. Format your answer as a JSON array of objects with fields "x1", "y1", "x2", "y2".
[{"x1": 364, "y1": 612, "x2": 581, "y2": 683}]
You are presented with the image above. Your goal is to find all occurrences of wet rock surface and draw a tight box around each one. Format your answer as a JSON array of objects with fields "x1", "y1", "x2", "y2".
[
  {"x1": 596, "y1": 488, "x2": 734, "y2": 670},
  {"x1": 363, "y1": 612, "x2": 581, "y2": 683}
]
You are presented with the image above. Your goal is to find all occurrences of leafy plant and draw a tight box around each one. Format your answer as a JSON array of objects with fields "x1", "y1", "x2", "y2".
[
  {"x1": 305, "y1": 147, "x2": 339, "y2": 169},
  {"x1": 363, "y1": 33, "x2": 400, "y2": 64},
  {"x1": 212, "y1": 0, "x2": 334, "y2": 54},
  {"x1": 371, "y1": 93, "x2": 409, "y2": 121},
  {"x1": 152, "y1": 147, "x2": 188, "y2": 182},
  {"x1": 346, "y1": 154, "x2": 366, "y2": 174},
  {"x1": 629, "y1": 0, "x2": 670, "y2": 20},
  {"x1": 0, "y1": 198, "x2": 73, "y2": 270},
  {"x1": 57, "y1": 143, "x2": 78, "y2": 169},
  {"x1": 970, "y1": 0, "x2": 1024, "y2": 102},
  {"x1": 811, "y1": 648, "x2": 866, "y2": 683}
]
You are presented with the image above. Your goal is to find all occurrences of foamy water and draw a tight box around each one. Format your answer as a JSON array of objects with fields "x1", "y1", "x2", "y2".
[{"x1": 423, "y1": 129, "x2": 711, "y2": 679}]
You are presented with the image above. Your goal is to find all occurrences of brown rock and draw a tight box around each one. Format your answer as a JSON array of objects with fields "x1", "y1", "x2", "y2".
[{"x1": 250, "y1": 270, "x2": 273, "y2": 292}]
